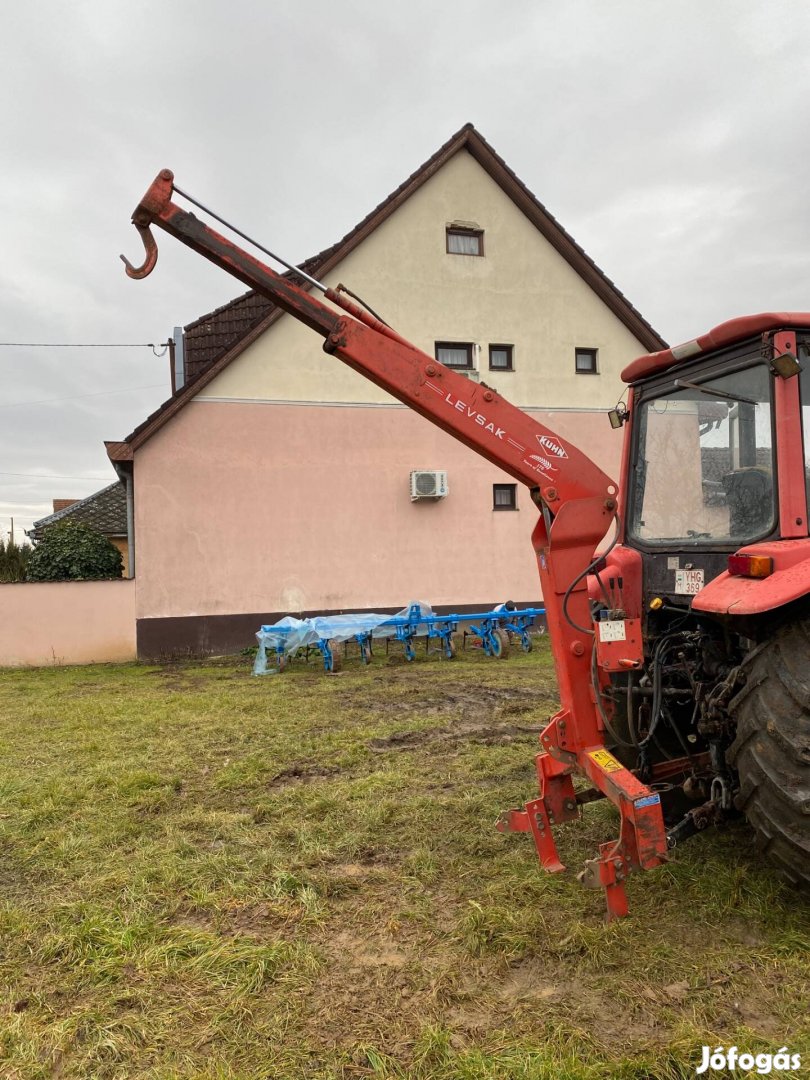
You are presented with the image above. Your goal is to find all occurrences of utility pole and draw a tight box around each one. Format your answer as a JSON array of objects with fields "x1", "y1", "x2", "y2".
[{"x1": 9, "y1": 518, "x2": 13, "y2": 546}]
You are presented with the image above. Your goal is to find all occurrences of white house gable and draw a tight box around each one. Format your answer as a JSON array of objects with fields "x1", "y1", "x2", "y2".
[{"x1": 195, "y1": 149, "x2": 648, "y2": 412}]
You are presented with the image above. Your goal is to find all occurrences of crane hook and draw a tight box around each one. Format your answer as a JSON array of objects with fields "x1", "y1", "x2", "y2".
[{"x1": 120, "y1": 221, "x2": 158, "y2": 279}]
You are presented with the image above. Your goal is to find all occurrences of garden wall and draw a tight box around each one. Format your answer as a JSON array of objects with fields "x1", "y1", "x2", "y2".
[{"x1": 0, "y1": 579, "x2": 136, "y2": 667}]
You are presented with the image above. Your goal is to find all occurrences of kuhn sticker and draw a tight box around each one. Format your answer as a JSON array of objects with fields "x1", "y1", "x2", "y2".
[
  {"x1": 528, "y1": 453, "x2": 558, "y2": 473},
  {"x1": 537, "y1": 434, "x2": 568, "y2": 459},
  {"x1": 524, "y1": 458, "x2": 554, "y2": 479}
]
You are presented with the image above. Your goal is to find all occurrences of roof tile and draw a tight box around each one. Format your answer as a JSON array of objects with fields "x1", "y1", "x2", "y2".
[{"x1": 29, "y1": 482, "x2": 127, "y2": 540}]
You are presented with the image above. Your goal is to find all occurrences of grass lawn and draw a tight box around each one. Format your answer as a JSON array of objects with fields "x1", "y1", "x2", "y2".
[{"x1": 0, "y1": 638, "x2": 807, "y2": 1079}]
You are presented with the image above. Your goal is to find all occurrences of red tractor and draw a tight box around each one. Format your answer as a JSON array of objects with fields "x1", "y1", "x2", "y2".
[{"x1": 123, "y1": 170, "x2": 810, "y2": 917}]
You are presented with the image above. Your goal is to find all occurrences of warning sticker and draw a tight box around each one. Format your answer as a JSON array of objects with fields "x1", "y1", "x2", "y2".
[
  {"x1": 589, "y1": 749, "x2": 624, "y2": 773},
  {"x1": 598, "y1": 620, "x2": 626, "y2": 642}
]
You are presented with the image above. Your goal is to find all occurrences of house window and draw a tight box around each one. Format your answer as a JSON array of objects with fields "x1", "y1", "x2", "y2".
[
  {"x1": 435, "y1": 342, "x2": 474, "y2": 369},
  {"x1": 493, "y1": 483, "x2": 517, "y2": 510},
  {"x1": 575, "y1": 347, "x2": 598, "y2": 374},
  {"x1": 489, "y1": 344, "x2": 513, "y2": 371},
  {"x1": 446, "y1": 227, "x2": 483, "y2": 256}
]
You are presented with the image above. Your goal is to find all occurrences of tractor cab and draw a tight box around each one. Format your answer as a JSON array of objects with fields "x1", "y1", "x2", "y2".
[{"x1": 618, "y1": 317, "x2": 810, "y2": 616}]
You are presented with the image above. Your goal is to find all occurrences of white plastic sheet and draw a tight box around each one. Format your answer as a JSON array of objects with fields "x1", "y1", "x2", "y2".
[{"x1": 253, "y1": 602, "x2": 432, "y2": 674}]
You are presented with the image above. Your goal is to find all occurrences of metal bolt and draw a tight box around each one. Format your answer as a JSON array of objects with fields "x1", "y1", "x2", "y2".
[
  {"x1": 546, "y1": 488, "x2": 559, "y2": 501},
  {"x1": 570, "y1": 641, "x2": 584, "y2": 657},
  {"x1": 426, "y1": 364, "x2": 436, "y2": 376},
  {"x1": 483, "y1": 390, "x2": 493, "y2": 401}
]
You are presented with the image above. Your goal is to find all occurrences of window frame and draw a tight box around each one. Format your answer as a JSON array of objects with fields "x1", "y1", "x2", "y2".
[
  {"x1": 489, "y1": 344, "x2": 514, "y2": 372},
  {"x1": 435, "y1": 341, "x2": 474, "y2": 370},
  {"x1": 446, "y1": 226, "x2": 484, "y2": 257},
  {"x1": 575, "y1": 347, "x2": 599, "y2": 375},
  {"x1": 627, "y1": 356, "x2": 778, "y2": 552},
  {"x1": 493, "y1": 483, "x2": 518, "y2": 511}
]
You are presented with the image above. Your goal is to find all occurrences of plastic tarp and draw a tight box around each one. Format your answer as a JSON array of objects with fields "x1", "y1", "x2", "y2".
[{"x1": 253, "y1": 602, "x2": 432, "y2": 674}]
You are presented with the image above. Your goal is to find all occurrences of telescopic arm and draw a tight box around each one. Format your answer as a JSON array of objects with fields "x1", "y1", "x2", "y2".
[
  {"x1": 122, "y1": 170, "x2": 617, "y2": 512},
  {"x1": 123, "y1": 170, "x2": 666, "y2": 918}
]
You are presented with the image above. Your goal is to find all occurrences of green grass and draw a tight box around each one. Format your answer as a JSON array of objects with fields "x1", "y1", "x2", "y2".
[{"x1": 0, "y1": 639, "x2": 807, "y2": 1079}]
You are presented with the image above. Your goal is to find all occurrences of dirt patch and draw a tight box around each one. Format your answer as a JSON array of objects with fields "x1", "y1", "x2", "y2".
[
  {"x1": 499, "y1": 961, "x2": 671, "y2": 1045},
  {"x1": 329, "y1": 930, "x2": 409, "y2": 970},
  {"x1": 323, "y1": 850, "x2": 399, "y2": 886},
  {"x1": 145, "y1": 671, "x2": 212, "y2": 693},
  {"x1": 369, "y1": 721, "x2": 540, "y2": 752},
  {"x1": 299, "y1": 926, "x2": 435, "y2": 1053},
  {"x1": 167, "y1": 909, "x2": 216, "y2": 933},
  {"x1": 395, "y1": 683, "x2": 554, "y2": 717},
  {"x1": 269, "y1": 763, "x2": 343, "y2": 788}
]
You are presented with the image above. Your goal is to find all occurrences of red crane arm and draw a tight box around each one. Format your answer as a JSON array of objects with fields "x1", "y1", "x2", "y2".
[
  {"x1": 123, "y1": 170, "x2": 616, "y2": 511},
  {"x1": 123, "y1": 171, "x2": 666, "y2": 919}
]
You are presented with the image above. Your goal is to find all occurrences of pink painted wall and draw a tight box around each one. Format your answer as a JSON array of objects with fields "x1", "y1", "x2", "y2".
[
  {"x1": 0, "y1": 579, "x2": 136, "y2": 667},
  {"x1": 134, "y1": 401, "x2": 624, "y2": 619}
]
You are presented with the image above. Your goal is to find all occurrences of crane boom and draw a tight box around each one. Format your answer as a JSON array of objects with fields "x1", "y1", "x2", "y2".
[
  {"x1": 124, "y1": 170, "x2": 615, "y2": 506},
  {"x1": 123, "y1": 170, "x2": 668, "y2": 920}
]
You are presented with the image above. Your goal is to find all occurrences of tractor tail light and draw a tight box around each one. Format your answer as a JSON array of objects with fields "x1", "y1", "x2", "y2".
[{"x1": 728, "y1": 554, "x2": 773, "y2": 578}]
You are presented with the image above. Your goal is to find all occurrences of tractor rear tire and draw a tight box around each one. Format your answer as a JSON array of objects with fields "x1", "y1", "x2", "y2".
[{"x1": 728, "y1": 619, "x2": 810, "y2": 887}]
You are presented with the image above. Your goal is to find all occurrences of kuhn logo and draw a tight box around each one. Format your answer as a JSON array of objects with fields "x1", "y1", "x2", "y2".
[
  {"x1": 529, "y1": 454, "x2": 557, "y2": 473},
  {"x1": 537, "y1": 435, "x2": 568, "y2": 459}
]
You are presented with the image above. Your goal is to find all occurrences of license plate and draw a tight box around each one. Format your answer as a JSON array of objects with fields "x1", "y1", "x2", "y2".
[{"x1": 674, "y1": 568, "x2": 704, "y2": 594}]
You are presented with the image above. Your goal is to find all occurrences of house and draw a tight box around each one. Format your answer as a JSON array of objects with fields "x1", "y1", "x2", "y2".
[
  {"x1": 107, "y1": 123, "x2": 665, "y2": 659},
  {"x1": 28, "y1": 482, "x2": 132, "y2": 577}
]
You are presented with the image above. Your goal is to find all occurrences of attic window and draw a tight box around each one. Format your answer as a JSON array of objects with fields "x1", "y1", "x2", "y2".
[
  {"x1": 575, "y1": 347, "x2": 599, "y2": 374},
  {"x1": 446, "y1": 226, "x2": 483, "y2": 256}
]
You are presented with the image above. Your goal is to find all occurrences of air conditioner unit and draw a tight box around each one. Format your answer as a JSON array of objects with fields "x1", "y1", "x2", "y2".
[{"x1": 410, "y1": 470, "x2": 449, "y2": 501}]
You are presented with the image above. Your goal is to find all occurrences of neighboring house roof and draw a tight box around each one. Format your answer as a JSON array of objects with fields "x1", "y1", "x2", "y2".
[
  {"x1": 28, "y1": 481, "x2": 127, "y2": 541},
  {"x1": 107, "y1": 122, "x2": 666, "y2": 463}
]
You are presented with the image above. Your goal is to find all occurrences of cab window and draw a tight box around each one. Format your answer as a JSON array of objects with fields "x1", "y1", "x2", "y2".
[{"x1": 629, "y1": 364, "x2": 775, "y2": 545}]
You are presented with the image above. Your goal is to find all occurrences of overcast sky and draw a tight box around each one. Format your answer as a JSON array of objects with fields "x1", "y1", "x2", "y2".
[{"x1": 3, "y1": 0, "x2": 810, "y2": 537}]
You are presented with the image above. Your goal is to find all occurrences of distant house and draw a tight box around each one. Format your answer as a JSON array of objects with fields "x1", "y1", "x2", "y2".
[
  {"x1": 107, "y1": 123, "x2": 665, "y2": 658},
  {"x1": 28, "y1": 482, "x2": 131, "y2": 577}
]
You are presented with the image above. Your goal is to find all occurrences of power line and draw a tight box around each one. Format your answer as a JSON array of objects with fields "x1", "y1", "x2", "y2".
[
  {"x1": 0, "y1": 342, "x2": 169, "y2": 350},
  {"x1": 0, "y1": 472, "x2": 112, "y2": 481},
  {"x1": 0, "y1": 384, "x2": 165, "y2": 409}
]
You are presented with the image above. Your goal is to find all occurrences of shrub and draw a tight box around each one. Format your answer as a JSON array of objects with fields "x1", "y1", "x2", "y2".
[
  {"x1": 0, "y1": 536, "x2": 33, "y2": 582},
  {"x1": 26, "y1": 522, "x2": 123, "y2": 581}
]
